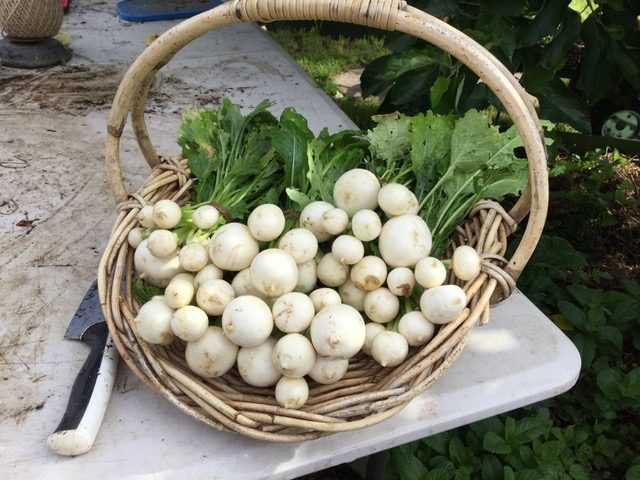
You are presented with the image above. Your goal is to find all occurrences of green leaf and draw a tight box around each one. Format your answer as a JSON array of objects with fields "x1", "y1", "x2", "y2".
[
  {"x1": 596, "y1": 368, "x2": 624, "y2": 397},
  {"x1": 577, "y1": 17, "x2": 615, "y2": 105},
  {"x1": 557, "y1": 300, "x2": 587, "y2": 329},
  {"x1": 519, "y1": 0, "x2": 568, "y2": 47},
  {"x1": 483, "y1": 431, "x2": 512, "y2": 455},
  {"x1": 597, "y1": 325, "x2": 623, "y2": 350},
  {"x1": 514, "y1": 470, "x2": 546, "y2": 480},
  {"x1": 430, "y1": 76, "x2": 451, "y2": 108},
  {"x1": 481, "y1": 455, "x2": 503, "y2": 480},
  {"x1": 450, "y1": 110, "x2": 502, "y2": 173},
  {"x1": 272, "y1": 107, "x2": 314, "y2": 191},
  {"x1": 132, "y1": 280, "x2": 164, "y2": 305},
  {"x1": 569, "y1": 463, "x2": 590, "y2": 480},
  {"x1": 393, "y1": 449, "x2": 428, "y2": 480},
  {"x1": 539, "y1": 9, "x2": 582, "y2": 70},
  {"x1": 424, "y1": 463, "x2": 455, "y2": 480},
  {"x1": 571, "y1": 333, "x2": 596, "y2": 367},
  {"x1": 626, "y1": 464, "x2": 640, "y2": 480},
  {"x1": 536, "y1": 78, "x2": 592, "y2": 133},
  {"x1": 285, "y1": 188, "x2": 312, "y2": 210},
  {"x1": 368, "y1": 113, "x2": 411, "y2": 165},
  {"x1": 448, "y1": 436, "x2": 470, "y2": 464},
  {"x1": 511, "y1": 415, "x2": 548, "y2": 445}
]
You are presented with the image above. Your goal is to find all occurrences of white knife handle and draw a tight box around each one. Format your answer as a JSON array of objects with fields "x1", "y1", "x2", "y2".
[{"x1": 47, "y1": 334, "x2": 118, "y2": 456}]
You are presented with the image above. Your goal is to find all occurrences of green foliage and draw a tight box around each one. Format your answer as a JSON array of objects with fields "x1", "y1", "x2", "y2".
[{"x1": 361, "y1": 0, "x2": 640, "y2": 132}]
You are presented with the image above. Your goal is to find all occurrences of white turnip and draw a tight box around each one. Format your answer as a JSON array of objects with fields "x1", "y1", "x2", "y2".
[
  {"x1": 398, "y1": 310, "x2": 435, "y2": 347},
  {"x1": 363, "y1": 322, "x2": 385, "y2": 355},
  {"x1": 272, "y1": 333, "x2": 316, "y2": 378},
  {"x1": 316, "y1": 252, "x2": 349, "y2": 287},
  {"x1": 134, "y1": 239, "x2": 184, "y2": 288},
  {"x1": 309, "y1": 356, "x2": 349, "y2": 385},
  {"x1": 179, "y1": 242, "x2": 209, "y2": 272},
  {"x1": 236, "y1": 338, "x2": 281, "y2": 387},
  {"x1": 127, "y1": 227, "x2": 145, "y2": 249},
  {"x1": 452, "y1": 245, "x2": 482, "y2": 281},
  {"x1": 185, "y1": 326, "x2": 238, "y2": 378},
  {"x1": 192, "y1": 204, "x2": 219, "y2": 230},
  {"x1": 386, "y1": 267, "x2": 416, "y2": 297},
  {"x1": 208, "y1": 222, "x2": 259, "y2": 271},
  {"x1": 299, "y1": 201, "x2": 334, "y2": 241},
  {"x1": 194, "y1": 264, "x2": 224, "y2": 287},
  {"x1": 351, "y1": 209, "x2": 382, "y2": 241},
  {"x1": 350, "y1": 255, "x2": 387, "y2": 291},
  {"x1": 152, "y1": 199, "x2": 182, "y2": 229},
  {"x1": 309, "y1": 288, "x2": 342, "y2": 312},
  {"x1": 331, "y1": 235, "x2": 364, "y2": 265},
  {"x1": 310, "y1": 304, "x2": 365, "y2": 358},
  {"x1": 333, "y1": 169, "x2": 380, "y2": 217},
  {"x1": 338, "y1": 279, "x2": 366, "y2": 311},
  {"x1": 294, "y1": 259, "x2": 318, "y2": 293},
  {"x1": 171, "y1": 305, "x2": 209, "y2": 342},
  {"x1": 247, "y1": 203, "x2": 286, "y2": 242},
  {"x1": 278, "y1": 228, "x2": 319, "y2": 264},
  {"x1": 377, "y1": 183, "x2": 419, "y2": 217},
  {"x1": 147, "y1": 229, "x2": 178, "y2": 258},
  {"x1": 414, "y1": 257, "x2": 447, "y2": 288},
  {"x1": 420, "y1": 284, "x2": 467, "y2": 324},
  {"x1": 164, "y1": 274, "x2": 195, "y2": 309},
  {"x1": 272, "y1": 292, "x2": 315, "y2": 333},
  {"x1": 136, "y1": 205, "x2": 156, "y2": 229},
  {"x1": 364, "y1": 287, "x2": 400, "y2": 324},
  {"x1": 378, "y1": 214, "x2": 432, "y2": 268},
  {"x1": 222, "y1": 295, "x2": 273, "y2": 347},
  {"x1": 134, "y1": 298, "x2": 174, "y2": 345},
  {"x1": 250, "y1": 249, "x2": 298, "y2": 297},
  {"x1": 275, "y1": 376, "x2": 309, "y2": 409},
  {"x1": 321, "y1": 207, "x2": 349, "y2": 235},
  {"x1": 371, "y1": 331, "x2": 408, "y2": 367},
  {"x1": 196, "y1": 278, "x2": 235, "y2": 315}
]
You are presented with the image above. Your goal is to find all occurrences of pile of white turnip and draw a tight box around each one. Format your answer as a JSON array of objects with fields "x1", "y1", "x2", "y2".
[{"x1": 129, "y1": 168, "x2": 482, "y2": 409}]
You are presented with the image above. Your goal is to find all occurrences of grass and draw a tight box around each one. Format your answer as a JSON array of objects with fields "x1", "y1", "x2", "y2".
[{"x1": 265, "y1": 23, "x2": 387, "y2": 129}]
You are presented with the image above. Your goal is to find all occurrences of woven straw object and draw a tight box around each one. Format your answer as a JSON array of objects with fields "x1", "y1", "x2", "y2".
[
  {"x1": 98, "y1": 0, "x2": 548, "y2": 442},
  {"x1": 0, "y1": 0, "x2": 63, "y2": 39}
]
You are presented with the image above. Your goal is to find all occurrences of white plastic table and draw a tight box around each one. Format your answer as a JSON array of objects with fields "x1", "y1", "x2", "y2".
[{"x1": 0, "y1": 3, "x2": 581, "y2": 479}]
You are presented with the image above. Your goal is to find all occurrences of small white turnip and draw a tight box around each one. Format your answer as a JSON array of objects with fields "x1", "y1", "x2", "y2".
[
  {"x1": 164, "y1": 274, "x2": 195, "y2": 309},
  {"x1": 386, "y1": 267, "x2": 416, "y2": 297},
  {"x1": 192, "y1": 205, "x2": 219, "y2": 230},
  {"x1": 316, "y1": 252, "x2": 349, "y2": 287},
  {"x1": 152, "y1": 199, "x2": 182, "y2": 229},
  {"x1": 136, "y1": 205, "x2": 156, "y2": 229},
  {"x1": 363, "y1": 322, "x2": 386, "y2": 355},
  {"x1": 208, "y1": 223, "x2": 259, "y2": 271},
  {"x1": 350, "y1": 255, "x2": 387, "y2": 291},
  {"x1": 321, "y1": 208, "x2": 349, "y2": 235},
  {"x1": 364, "y1": 287, "x2": 400, "y2": 324},
  {"x1": 194, "y1": 264, "x2": 224, "y2": 288},
  {"x1": 278, "y1": 228, "x2": 319, "y2": 264},
  {"x1": 351, "y1": 209, "x2": 382, "y2": 241},
  {"x1": 371, "y1": 331, "x2": 409, "y2": 367},
  {"x1": 135, "y1": 298, "x2": 174, "y2": 345},
  {"x1": 222, "y1": 295, "x2": 273, "y2": 347},
  {"x1": 236, "y1": 338, "x2": 281, "y2": 387},
  {"x1": 331, "y1": 235, "x2": 364, "y2": 265},
  {"x1": 294, "y1": 259, "x2": 318, "y2": 293},
  {"x1": 377, "y1": 182, "x2": 419, "y2": 217},
  {"x1": 275, "y1": 376, "x2": 309, "y2": 409},
  {"x1": 196, "y1": 278, "x2": 235, "y2": 315},
  {"x1": 420, "y1": 284, "x2": 467, "y2": 324},
  {"x1": 127, "y1": 227, "x2": 145, "y2": 249},
  {"x1": 134, "y1": 239, "x2": 184, "y2": 288},
  {"x1": 147, "y1": 229, "x2": 178, "y2": 258},
  {"x1": 247, "y1": 203, "x2": 286, "y2": 242},
  {"x1": 398, "y1": 310, "x2": 436, "y2": 347},
  {"x1": 272, "y1": 333, "x2": 316, "y2": 378},
  {"x1": 309, "y1": 288, "x2": 342, "y2": 312},
  {"x1": 185, "y1": 326, "x2": 238, "y2": 378},
  {"x1": 414, "y1": 257, "x2": 447, "y2": 288},
  {"x1": 378, "y1": 214, "x2": 432, "y2": 268},
  {"x1": 272, "y1": 292, "x2": 315, "y2": 333},
  {"x1": 299, "y1": 201, "x2": 334, "y2": 241},
  {"x1": 452, "y1": 245, "x2": 482, "y2": 281},
  {"x1": 333, "y1": 169, "x2": 380, "y2": 217},
  {"x1": 179, "y1": 242, "x2": 209, "y2": 272},
  {"x1": 309, "y1": 356, "x2": 349, "y2": 385},
  {"x1": 171, "y1": 305, "x2": 209, "y2": 342},
  {"x1": 250, "y1": 249, "x2": 298, "y2": 297},
  {"x1": 310, "y1": 304, "x2": 366, "y2": 358},
  {"x1": 338, "y1": 279, "x2": 367, "y2": 311}
]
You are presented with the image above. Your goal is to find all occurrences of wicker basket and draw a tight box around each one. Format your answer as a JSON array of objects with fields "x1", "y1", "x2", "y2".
[{"x1": 98, "y1": 0, "x2": 548, "y2": 442}]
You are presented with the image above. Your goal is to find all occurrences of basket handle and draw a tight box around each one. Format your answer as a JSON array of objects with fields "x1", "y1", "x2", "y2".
[{"x1": 105, "y1": 0, "x2": 548, "y2": 281}]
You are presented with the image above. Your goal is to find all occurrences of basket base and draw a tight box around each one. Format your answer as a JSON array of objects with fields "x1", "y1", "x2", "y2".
[{"x1": 0, "y1": 37, "x2": 71, "y2": 69}]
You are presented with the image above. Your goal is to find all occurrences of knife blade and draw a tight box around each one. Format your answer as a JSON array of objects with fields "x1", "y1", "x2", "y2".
[{"x1": 46, "y1": 281, "x2": 119, "y2": 456}]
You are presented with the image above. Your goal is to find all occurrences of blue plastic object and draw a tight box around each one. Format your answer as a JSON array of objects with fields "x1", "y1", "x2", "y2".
[{"x1": 116, "y1": 0, "x2": 221, "y2": 22}]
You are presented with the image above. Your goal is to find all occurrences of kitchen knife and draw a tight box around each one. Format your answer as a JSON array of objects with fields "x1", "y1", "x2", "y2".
[{"x1": 47, "y1": 281, "x2": 119, "y2": 456}]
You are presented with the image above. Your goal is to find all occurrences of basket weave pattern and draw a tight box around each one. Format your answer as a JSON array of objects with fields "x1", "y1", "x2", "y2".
[{"x1": 98, "y1": 0, "x2": 548, "y2": 441}]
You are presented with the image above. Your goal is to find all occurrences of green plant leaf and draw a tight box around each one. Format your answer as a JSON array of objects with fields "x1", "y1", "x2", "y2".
[
  {"x1": 596, "y1": 368, "x2": 624, "y2": 398},
  {"x1": 272, "y1": 107, "x2": 314, "y2": 192},
  {"x1": 518, "y1": 0, "x2": 568, "y2": 47},
  {"x1": 536, "y1": 78, "x2": 592, "y2": 133},
  {"x1": 483, "y1": 431, "x2": 512, "y2": 455},
  {"x1": 481, "y1": 455, "x2": 503, "y2": 480},
  {"x1": 569, "y1": 463, "x2": 590, "y2": 480},
  {"x1": 597, "y1": 325, "x2": 623, "y2": 351},
  {"x1": 368, "y1": 113, "x2": 411, "y2": 165},
  {"x1": 430, "y1": 76, "x2": 451, "y2": 109},
  {"x1": 626, "y1": 464, "x2": 640, "y2": 480},
  {"x1": 557, "y1": 300, "x2": 587, "y2": 329}
]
